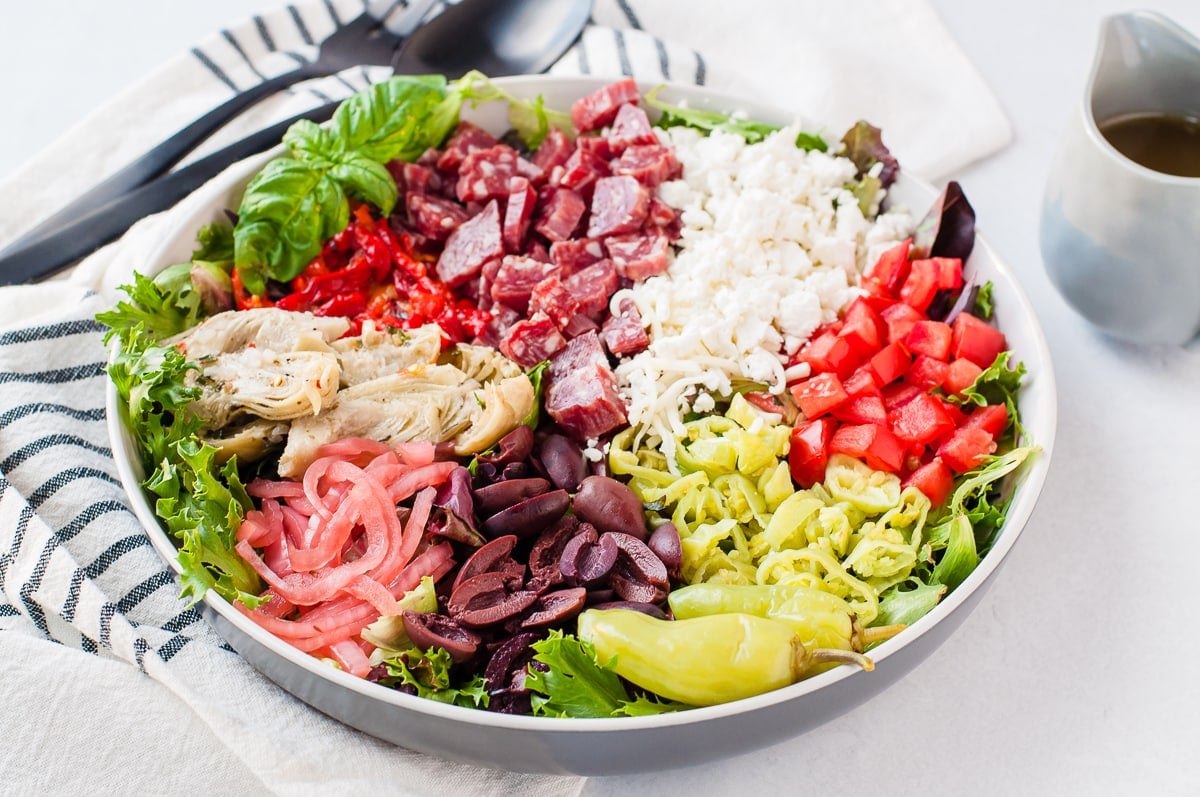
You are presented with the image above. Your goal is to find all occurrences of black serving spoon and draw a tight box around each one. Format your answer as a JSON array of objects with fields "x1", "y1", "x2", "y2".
[{"x1": 0, "y1": 0, "x2": 591, "y2": 285}]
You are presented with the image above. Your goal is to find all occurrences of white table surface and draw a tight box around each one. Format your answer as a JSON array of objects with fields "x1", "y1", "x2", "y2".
[{"x1": 3, "y1": 1, "x2": 1200, "y2": 794}]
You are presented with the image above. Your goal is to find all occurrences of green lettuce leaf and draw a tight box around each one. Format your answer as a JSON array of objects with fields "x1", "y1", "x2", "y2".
[
  {"x1": 874, "y1": 578, "x2": 947, "y2": 628},
  {"x1": 973, "y1": 281, "x2": 994, "y2": 319},
  {"x1": 97, "y1": 269, "x2": 207, "y2": 344},
  {"x1": 376, "y1": 647, "x2": 489, "y2": 709},
  {"x1": 947, "y1": 351, "x2": 1027, "y2": 440},
  {"x1": 526, "y1": 631, "x2": 684, "y2": 718}
]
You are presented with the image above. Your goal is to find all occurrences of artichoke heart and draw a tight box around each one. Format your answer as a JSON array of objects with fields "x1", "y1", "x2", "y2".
[{"x1": 276, "y1": 341, "x2": 533, "y2": 478}]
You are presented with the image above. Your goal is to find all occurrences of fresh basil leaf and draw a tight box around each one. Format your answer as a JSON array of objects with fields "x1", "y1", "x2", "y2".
[
  {"x1": 841, "y1": 120, "x2": 899, "y2": 187},
  {"x1": 330, "y1": 154, "x2": 399, "y2": 216},
  {"x1": 234, "y1": 158, "x2": 349, "y2": 288},
  {"x1": 334, "y1": 75, "x2": 451, "y2": 163},
  {"x1": 283, "y1": 118, "x2": 340, "y2": 163}
]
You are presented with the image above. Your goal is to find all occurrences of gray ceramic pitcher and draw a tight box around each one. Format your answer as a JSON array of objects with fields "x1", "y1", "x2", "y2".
[{"x1": 1040, "y1": 11, "x2": 1200, "y2": 345}]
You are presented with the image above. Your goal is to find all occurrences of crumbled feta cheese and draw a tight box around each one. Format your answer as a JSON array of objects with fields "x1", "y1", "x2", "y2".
[{"x1": 615, "y1": 124, "x2": 913, "y2": 459}]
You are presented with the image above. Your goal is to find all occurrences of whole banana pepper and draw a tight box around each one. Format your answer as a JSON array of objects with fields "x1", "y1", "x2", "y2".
[
  {"x1": 668, "y1": 582, "x2": 905, "y2": 652},
  {"x1": 577, "y1": 608, "x2": 873, "y2": 706}
]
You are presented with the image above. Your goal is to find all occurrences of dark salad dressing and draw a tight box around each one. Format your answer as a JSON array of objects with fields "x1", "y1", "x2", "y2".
[{"x1": 1098, "y1": 112, "x2": 1200, "y2": 178}]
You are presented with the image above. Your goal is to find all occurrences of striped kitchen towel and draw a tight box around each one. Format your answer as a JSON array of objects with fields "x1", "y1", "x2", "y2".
[{"x1": 0, "y1": 1, "x2": 1011, "y2": 794}]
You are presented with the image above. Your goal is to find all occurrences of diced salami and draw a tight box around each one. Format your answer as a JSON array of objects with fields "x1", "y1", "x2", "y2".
[
  {"x1": 549, "y1": 238, "x2": 606, "y2": 276},
  {"x1": 611, "y1": 144, "x2": 681, "y2": 188},
  {"x1": 576, "y1": 135, "x2": 615, "y2": 162},
  {"x1": 436, "y1": 122, "x2": 500, "y2": 174},
  {"x1": 388, "y1": 161, "x2": 439, "y2": 196},
  {"x1": 558, "y1": 148, "x2": 610, "y2": 196},
  {"x1": 647, "y1": 196, "x2": 682, "y2": 234},
  {"x1": 456, "y1": 145, "x2": 523, "y2": 203},
  {"x1": 500, "y1": 313, "x2": 567, "y2": 369},
  {"x1": 477, "y1": 257, "x2": 504, "y2": 311},
  {"x1": 605, "y1": 232, "x2": 671, "y2": 281},
  {"x1": 571, "y1": 78, "x2": 640, "y2": 133},
  {"x1": 529, "y1": 275, "x2": 580, "y2": 329},
  {"x1": 563, "y1": 259, "x2": 619, "y2": 319},
  {"x1": 563, "y1": 313, "x2": 600, "y2": 339},
  {"x1": 435, "y1": 200, "x2": 504, "y2": 287},
  {"x1": 503, "y1": 178, "x2": 536, "y2": 253},
  {"x1": 532, "y1": 127, "x2": 574, "y2": 172},
  {"x1": 546, "y1": 365, "x2": 628, "y2": 439},
  {"x1": 491, "y1": 255, "x2": 558, "y2": 313},
  {"x1": 547, "y1": 331, "x2": 608, "y2": 382},
  {"x1": 406, "y1": 192, "x2": 470, "y2": 241},
  {"x1": 587, "y1": 176, "x2": 649, "y2": 238},
  {"x1": 534, "y1": 187, "x2": 587, "y2": 242},
  {"x1": 607, "y1": 104, "x2": 658, "y2": 153},
  {"x1": 525, "y1": 239, "x2": 552, "y2": 263},
  {"x1": 478, "y1": 303, "x2": 522, "y2": 348},
  {"x1": 601, "y1": 298, "x2": 650, "y2": 356}
]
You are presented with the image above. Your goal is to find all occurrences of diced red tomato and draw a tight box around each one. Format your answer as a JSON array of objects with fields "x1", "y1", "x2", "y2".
[
  {"x1": 942, "y1": 357, "x2": 983, "y2": 396},
  {"x1": 829, "y1": 423, "x2": 906, "y2": 473},
  {"x1": 889, "y1": 392, "x2": 955, "y2": 447},
  {"x1": 880, "y1": 302, "x2": 924, "y2": 344},
  {"x1": 863, "y1": 238, "x2": 911, "y2": 296},
  {"x1": 837, "y1": 298, "x2": 885, "y2": 356},
  {"x1": 790, "y1": 372, "x2": 849, "y2": 419},
  {"x1": 906, "y1": 355, "x2": 949, "y2": 391},
  {"x1": 882, "y1": 381, "x2": 923, "y2": 411},
  {"x1": 937, "y1": 427, "x2": 997, "y2": 473},
  {"x1": 961, "y1": 404, "x2": 1009, "y2": 439},
  {"x1": 899, "y1": 257, "x2": 941, "y2": 312},
  {"x1": 788, "y1": 418, "x2": 836, "y2": 488},
  {"x1": 869, "y1": 342, "x2": 911, "y2": 385},
  {"x1": 843, "y1": 365, "x2": 881, "y2": 398},
  {"x1": 950, "y1": 313, "x2": 1007, "y2": 369},
  {"x1": 833, "y1": 394, "x2": 888, "y2": 426},
  {"x1": 929, "y1": 257, "x2": 964, "y2": 290},
  {"x1": 937, "y1": 397, "x2": 969, "y2": 429},
  {"x1": 904, "y1": 458, "x2": 955, "y2": 505},
  {"x1": 796, "y1": 330, "x2": 861, "y2": 378},
  {"x1": 904, "y1": 320, "x2": 953, "y2": 361}
]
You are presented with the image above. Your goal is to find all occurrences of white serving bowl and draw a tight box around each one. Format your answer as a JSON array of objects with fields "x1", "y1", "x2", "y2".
[{"x1": 106, "y1": 76, "x2": 1057, "y2": 775}]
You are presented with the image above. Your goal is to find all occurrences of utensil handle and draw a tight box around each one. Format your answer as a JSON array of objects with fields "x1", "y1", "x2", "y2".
[
  {"x1": 0, "y1": 99, "x2": 340, "y2": 286},
  {"x1": 5, "y1": 68, "x2": 317, "y2": 254}
]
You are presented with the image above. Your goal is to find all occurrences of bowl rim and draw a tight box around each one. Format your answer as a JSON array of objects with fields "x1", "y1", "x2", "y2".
[{"x1": 105, "y1": 74, "x2": 1058, "y2": 733}]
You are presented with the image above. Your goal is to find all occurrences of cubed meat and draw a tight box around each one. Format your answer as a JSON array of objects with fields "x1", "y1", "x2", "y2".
[
  {"x1": 571, "y1": 78, "x2": 640, "y2": 133},
  {"x1": 435, "y1": 200, "x2": 504, "y2": 288},
  {"x1": 587, "y1": 176, "x2": 649, "y2": 238},
  {"x1": 612, "y1": 144, "x2": 681, "y2": 188},
  {"x1": 601, "y1": 298, "x2": 650, "y2": 356},
  {"x1": 406, "y1": 192, "x2": 470, "y2": 241},
  {"x1": 529, "y1": 275, "x2": 580, "y2": 329},
  {"x1": 564, "y1": 259, "x2": 619, "y2": 319},
  {"x1": 550, "y1": 237, "x2": 607, "y2": 277},
  {"x1": 490, "y1": 255, "x2": 558, "y2": 313},
  {"x1": 534, "y1": 187, "x2": 587, "y2": 242},
  {"x1": 607, "y1": 104, "x2": 658, "y2": 153},
  {"x1": 503, "y1": 178, "x2": 536, "y2": 253},
  {"x1": 605, "y1": 232, "x2": 671, "y2": 281},
  {"x1": 500, "y1": 313, "x2": 567, "y2": 369},
  {"x1": 532, "y1": 126, "x2": 574, "y2": 172},
  {"x1": 546, "y1": 364, "x2": 628, "y2": 439},
  {"x1": 436, "y1": 121, "x2": 500, "y2": 174}
]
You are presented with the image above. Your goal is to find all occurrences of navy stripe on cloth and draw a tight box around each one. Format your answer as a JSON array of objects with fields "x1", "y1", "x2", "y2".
[
  {"x1": 0, "y1": 403, "x2": 105, "y2": 428},
  {"x1": 27, "y1": 467, "x2": 121, "y2": 510},
  {"x1": 191, "y1": 47, "x2": 238, "y2": 92},
  {"x1": 0, "y1": 319, "x2": 103, "y2": 346},
  {"x1": 0, "y1": 361, "x2": 105, "y2": 385},
  {"x1": 1, "y1": 434, "x2": 112, "y2": 474}
]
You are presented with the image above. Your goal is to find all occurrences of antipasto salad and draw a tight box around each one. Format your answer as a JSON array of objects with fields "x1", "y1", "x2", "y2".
[{"x1": 102, "y1": 73, "x2": 1036, "y2": 716}]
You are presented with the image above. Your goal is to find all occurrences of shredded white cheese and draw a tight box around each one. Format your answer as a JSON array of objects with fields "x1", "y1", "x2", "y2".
[{"x1": 613, "y1": 124, "x2": 913, "y2": 459}]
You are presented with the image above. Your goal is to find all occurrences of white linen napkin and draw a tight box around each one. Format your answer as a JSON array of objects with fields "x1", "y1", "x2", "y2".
[{"x1": 0, "y1": 1, "x2": 1011, "y2": 794}]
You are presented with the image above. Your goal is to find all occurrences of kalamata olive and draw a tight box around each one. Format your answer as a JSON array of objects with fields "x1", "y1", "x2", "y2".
[
  {"x1": 500, "y1": 462, "x2": 529, "y2": 480},
  {"x1": 526, "y1": 517, "x2": 579, "y2": 591},
  {"x1": 452, "y1": 535, "x2": 521, "y2": 593},
  {"x1": 448, "y1": 572, "x2": 539, "y2": 628},
  {"x1": 401, "y1": 611, "x2": 481, "y2": 663},
  {"x1": 433, "y1": 441, "x2": 459, "y2": 461},
  {"x1": 520, "y1": 587, "x2": 588, "y2": 628},
  {"x1": 538, "y1": 433, "x2": 588, "y2": 492},
  {"x1": 478, "y1": 425, "x2": 533, "y2": 467},
  {"x1": 482, "y1": 489, "x2": 570, "y2": 539},
  {"x1": 588, "y1": 600, "x2": 669, "y2": 620},
  {"x1": 560, "y1": 526, "x2": 618, "y2": 587},
  {"x1": 647, "y1": 521, "x2": 682, "y2": 581},
  {"x1": 607, "y1": 532, "x2": 669, "y2": 604},
  {"x1": 474, "y1": 462, "x2": 500, "y2": 486},
  {"x1": 572, "y1": 476, "x2": 648, "y2": 540},
  {"x1": 473, "y1": 477, "x2": 551, "y2": 516},
  {"x1": 483, "y1": 631, "x2": 541, "y2": 692}
]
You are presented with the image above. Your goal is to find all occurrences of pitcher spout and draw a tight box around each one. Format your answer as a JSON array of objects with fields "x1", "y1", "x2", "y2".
[{"x1": 1088, "y1": 11, "x2": 1200, "y2": 124}]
